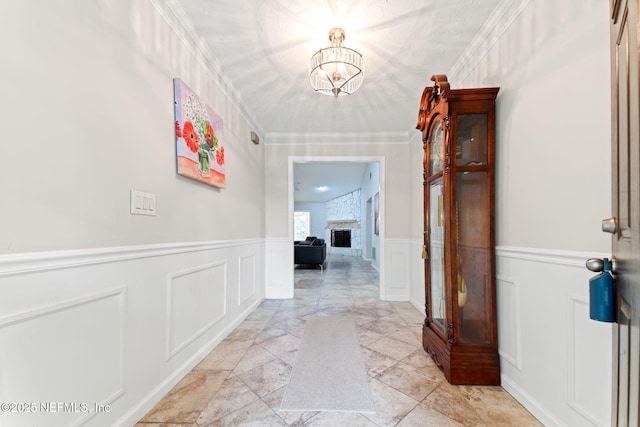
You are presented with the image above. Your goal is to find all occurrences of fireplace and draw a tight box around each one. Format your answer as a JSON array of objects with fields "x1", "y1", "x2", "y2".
[{"x1": 331, "y1": 229, "x2": 351, "y2": 248}]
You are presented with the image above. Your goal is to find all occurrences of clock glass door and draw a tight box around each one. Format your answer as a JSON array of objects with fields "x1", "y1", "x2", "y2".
[
  {"x1": 428, "y1": 118, "x2": 446, "y2": 334},
  {"x1": 429, "y1": 177, "x2": 446, "y2": 333}
]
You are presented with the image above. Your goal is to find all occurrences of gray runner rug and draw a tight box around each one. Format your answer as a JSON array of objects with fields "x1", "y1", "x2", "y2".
[{"x1": 280, "y1": 315, "x2": 375, "y2": 413}]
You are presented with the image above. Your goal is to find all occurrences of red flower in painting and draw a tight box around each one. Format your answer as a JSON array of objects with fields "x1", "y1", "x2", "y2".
[
  {"x1": 204, "y1": 122, "x2": 215, "y2": 147},
  {"x1": 215, "y1": 146, "x2": 225, "y2": 166},
  {"x1": 175, "y1": 120, "x2": 182, "y2": 138},
  {"x1": 182, "y1": 121, "x2": 199, "y2": 152}
]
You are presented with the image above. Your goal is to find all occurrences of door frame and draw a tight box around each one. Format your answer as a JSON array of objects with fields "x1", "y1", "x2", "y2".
[{"x1": 288, "y1": 156, "x2": 386, "y2": 299}]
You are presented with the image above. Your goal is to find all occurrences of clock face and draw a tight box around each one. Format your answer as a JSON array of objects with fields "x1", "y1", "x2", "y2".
[{"x1": 430, "y1": 121, "x2": 444, "y2": 174}]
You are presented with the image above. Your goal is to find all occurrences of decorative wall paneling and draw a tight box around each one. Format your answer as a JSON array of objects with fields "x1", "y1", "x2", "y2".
[
  {"x1": 0, "y1": 239, "x2": 264, "y2": 427},
  {"x1": 496, "y1": 247, "x2": 612, "y2": 427}
]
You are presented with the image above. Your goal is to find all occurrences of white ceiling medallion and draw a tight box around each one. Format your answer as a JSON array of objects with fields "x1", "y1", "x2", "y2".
[{"x1": 309, "y1": 28, "x2": 364, "y2": 97}]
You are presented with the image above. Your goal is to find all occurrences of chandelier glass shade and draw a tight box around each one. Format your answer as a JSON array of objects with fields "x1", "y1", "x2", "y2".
[{"x1": 309, "y1": 28, "x2": 364, "y2": 97}]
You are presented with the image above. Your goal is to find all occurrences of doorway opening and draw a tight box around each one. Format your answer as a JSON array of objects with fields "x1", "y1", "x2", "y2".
[{"x1": 288, "y1": 156, "x2": 385, "y2": 299}]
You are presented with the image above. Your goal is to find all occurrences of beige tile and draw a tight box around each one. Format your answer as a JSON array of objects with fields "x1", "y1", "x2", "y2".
[
  {"x1": 459, "y1": 385, "x2": 543, "y2": 426},
  {"x1": 366, "y1": 336, "x2": 420, "y2": 361},
  {"x1": 367, "y1": 320, "x2": 405, "y2": 337},
  {"x1": 394, "y1": 306, "x2": 426, "y2": 325},
  {"x1": 258, "y1": 299, "x2": 285, "y2": 309},
  {"x1": 423, "y1": 382, "x2": 483, "y2": 426},
  {"x1": 225, "y1": 320, "x2": 267, "y2": 341},
  {"x1": 269, "y1": 316, "x2": 308, "y2": 333},
  {"x1": 261, "y1": 386, "x2": 318, "y2": 426},
  {"x1": 353, "y1": 296, "x2": 383, "y2": 306},
  {"x1": 199, "y1": 399, "x2": 287, "y2": 427},
  {"x1": 357, "y1": 327, "x2": 387, "y2": 347},
  {"x1": 304, "y1": 412, "x2": 380, "y2": 426},
  {"x1": 396, "y1": 402, "x2": 469, "y2": 427},
  {"x1": 400, "y1": 349, "x2": 447, "y2": 382},
  {"x1": 195, "y1": 339, "x2": 252, "y2": 371},
  {"x1": 244, "y1": 307, "x2": 277, "y2": 322},
  {"x1": 318, "y1": 297, "x2": 355, "y2": 310},
  {"x1": 234, "y1": 359, "x2": 292, "y2": 398},
  {"x1": 233, "y1": 344, "x2": 277, "y2": 373},
  {"x1": 260, "y1": 333, "x2": 301, "y2": 363},
  {"x1": 254, "y1": 325, "x2": 288, "y2": 344},
  {"x1": 361, "y1": 346, "x2": 398, "y2": 377},
  {"x1": 386, "y1": 328, "x2": 422, "y2": 347},
  {"x1": 363, "y1": 378, "x2": 420, "y2": 427},
  {"x1": 134, "y1": 423, "x2": 197, "y2": 427},
  {"x1": 140, "y1": 370, "x2": 229, "y2": 424},
  {"x1": 196, "y1": 374, "x2": 260, "y2": 425},
  {"x1": 377, "y1": 362, "x2": 442, "y2": 401}
]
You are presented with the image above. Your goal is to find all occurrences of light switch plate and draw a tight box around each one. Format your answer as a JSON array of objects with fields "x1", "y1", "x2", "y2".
[{"x1": 131, "y1": 190, "x2": 156, "y2": 216}]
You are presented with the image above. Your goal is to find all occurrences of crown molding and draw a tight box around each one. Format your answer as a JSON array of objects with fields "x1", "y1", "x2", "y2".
[
  {"x1": 149, "y1": 0, "x2": 264, "y2": 136},
  {"x1": 448, "y1": 0, "x2": 532, "y2": 85},
  {"x1": 265, "y1": 131, "x2": 410, "y2": 145}
]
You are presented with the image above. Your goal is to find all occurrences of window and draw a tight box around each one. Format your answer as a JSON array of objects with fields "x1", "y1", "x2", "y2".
[{"x1": 294, "y1": 211, "x2": 311, "y2": 241}]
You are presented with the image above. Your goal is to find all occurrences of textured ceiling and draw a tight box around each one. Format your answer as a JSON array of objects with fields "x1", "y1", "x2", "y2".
[
  {"x1": 175, "y1": 0, "x2": 503, "y2": 137},
  {"x1": 171, "y1": 0, "x2": 504, "y2": 201}
]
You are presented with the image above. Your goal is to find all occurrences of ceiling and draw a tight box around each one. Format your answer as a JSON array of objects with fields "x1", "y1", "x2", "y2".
[
  {"x1": 172, "y1": 0, "x2": 505, "y2": 200},
  {"x1": 293, "y1": 162, "x2": 370, "y2": 202}
]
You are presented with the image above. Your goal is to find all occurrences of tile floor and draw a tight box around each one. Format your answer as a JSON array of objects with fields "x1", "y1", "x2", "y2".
[{"x1": 136, "y1": 254, "x2": 542, "y2": 426}]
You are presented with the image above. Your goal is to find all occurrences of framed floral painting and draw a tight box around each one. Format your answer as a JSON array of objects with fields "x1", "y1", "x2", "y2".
[{"x1": 173, "y1": 78, "x2": 225, "y2": 188}]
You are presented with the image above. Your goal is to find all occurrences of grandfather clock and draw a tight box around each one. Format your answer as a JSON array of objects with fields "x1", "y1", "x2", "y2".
[{"x1": 416, "y1": 74, "x2": 500, "y2": 385}]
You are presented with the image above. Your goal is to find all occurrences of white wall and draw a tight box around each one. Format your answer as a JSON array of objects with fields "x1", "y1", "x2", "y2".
[
  {"x1": 409, "y1": 131, "x2": 425, "y2": 311},
  {"x1": 458, "y1": 0, "x2": 611, "y2": 254},
  {"x1": 0, "y1": 1, "x2": 265, "y2": 426},
  {"x1": 0, "y1": 1, "x2": 265, "y2": 254}
]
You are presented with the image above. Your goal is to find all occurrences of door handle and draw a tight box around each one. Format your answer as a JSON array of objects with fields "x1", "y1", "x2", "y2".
[
  {"x1": 602, "y1": 217, "x2": 617, "y2": 234},
  {"x1": 586, "y1": 257, "x2": 617, "y2": 323},
  {"x1": 586, "y1": 257, "x2": 619, "y2": 275}
]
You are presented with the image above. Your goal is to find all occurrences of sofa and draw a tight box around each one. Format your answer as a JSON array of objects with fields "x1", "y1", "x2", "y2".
[{"x1": 294, "y1": 237, "x2": 327, "y2": 269}]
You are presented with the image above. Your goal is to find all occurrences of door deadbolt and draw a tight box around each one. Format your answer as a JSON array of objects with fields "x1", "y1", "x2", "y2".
[{"x1": 602, "y1": 217, "x2": 617, "y2": 234}]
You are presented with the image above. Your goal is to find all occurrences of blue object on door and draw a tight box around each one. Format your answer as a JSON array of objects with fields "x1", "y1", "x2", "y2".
[{"x1": 589, "y1": 258, "x2": 616, "y2": 322}]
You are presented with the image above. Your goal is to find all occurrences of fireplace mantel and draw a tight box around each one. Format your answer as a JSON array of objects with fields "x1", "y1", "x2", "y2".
[{"x1": 326, "y1": 220, "x2": 360, "y2": 229}]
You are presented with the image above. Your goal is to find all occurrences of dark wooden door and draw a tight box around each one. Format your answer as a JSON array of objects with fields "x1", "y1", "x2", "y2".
[{"x1": 611, "y1": 0, "x2": 640, "y2": 425}]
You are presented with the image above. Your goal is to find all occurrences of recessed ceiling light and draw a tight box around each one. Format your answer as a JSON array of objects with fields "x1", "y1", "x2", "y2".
[{"x1": 316, "y1": 186, "x2": 328, "y2": 192}]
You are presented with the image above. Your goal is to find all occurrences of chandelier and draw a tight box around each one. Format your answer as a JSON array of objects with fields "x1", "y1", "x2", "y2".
[{"x1": 309, "y1": 28, "x2": 364, "y2": 97}]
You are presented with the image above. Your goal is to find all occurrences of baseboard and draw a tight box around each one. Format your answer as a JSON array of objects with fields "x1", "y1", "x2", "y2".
[
  {"x1": 265, "y1": 289, "x2": 294, "y2": 299},
  {"x1": 501, "y1": 375, "x2": 565, "y2": 427}
]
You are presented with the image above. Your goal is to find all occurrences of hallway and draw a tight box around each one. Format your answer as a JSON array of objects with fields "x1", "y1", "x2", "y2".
[{"x1": 136, "y1": 254, "x2": 541, "y2": 426}]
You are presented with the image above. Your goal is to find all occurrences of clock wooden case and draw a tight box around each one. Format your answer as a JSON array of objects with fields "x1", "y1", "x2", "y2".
[{"x1": 416, "y1": 75, "x2": 500, "y2": 385}]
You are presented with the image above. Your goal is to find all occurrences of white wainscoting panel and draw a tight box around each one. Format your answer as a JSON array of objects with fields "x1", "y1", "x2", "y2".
[
  {"x1": 496, "y1": 276, "x2": 522, "y2": 369},
  {"x1": 238, "y1": 254, "x2": 257, "y2": 305},
  {"x1": 496, "y1": 247, "x2": 612, "y2": 427},
  {"x1": 0, "y1": 287, "x2": 126, "y2": 427},
  {"x1": 383, "y1": 239, "x2": 411, "y2": 301},
  {"x1": 409, "y1": 239, "x2": 425, "y2": 312},
  {"x1": 567, "y1": 294, "x2": 612, "y2": 427},
  {"x1": 0, "y1": 239, "x2": 264, "y2": 427},
  {"x1": 167, "y1": 261, "x2": 227, "y2": 359},
  {"x1": 265, "y1": 238, "x2": 294, "y2": 299}
]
